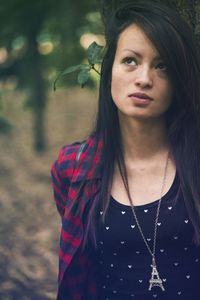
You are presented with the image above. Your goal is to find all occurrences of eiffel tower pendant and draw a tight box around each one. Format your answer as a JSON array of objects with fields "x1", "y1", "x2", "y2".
[{"x1": 149, "y1": 257, "x2": 165, "y2": 291}]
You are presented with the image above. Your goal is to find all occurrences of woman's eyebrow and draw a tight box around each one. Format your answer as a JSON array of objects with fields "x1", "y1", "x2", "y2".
[{"x1": 122, "y1": 49, "x2": 161, "y2": 60}]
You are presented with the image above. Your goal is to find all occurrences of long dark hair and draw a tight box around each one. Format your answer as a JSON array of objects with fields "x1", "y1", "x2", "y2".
[{"x1": 84, "y1": 0, "x2": 200, "y2": 246}]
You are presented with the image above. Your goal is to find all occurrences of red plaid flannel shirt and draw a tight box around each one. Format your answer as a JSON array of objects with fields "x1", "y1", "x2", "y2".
[{"x1": 51, "y1": 134, "x2": 103, "y2": 300}]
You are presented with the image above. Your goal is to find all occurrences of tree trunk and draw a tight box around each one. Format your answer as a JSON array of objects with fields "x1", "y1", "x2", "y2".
[
  {"x1": 27, "y1": 33, "x2": 47, "y2": 152},
  {"x1": 99, "y1": 0, "x2": 199, "y2": 36}
]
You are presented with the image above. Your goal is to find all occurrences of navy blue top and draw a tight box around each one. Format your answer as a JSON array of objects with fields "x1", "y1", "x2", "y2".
[{"x1": 96, "y1": 172, "x2": 200, "y2": 299}]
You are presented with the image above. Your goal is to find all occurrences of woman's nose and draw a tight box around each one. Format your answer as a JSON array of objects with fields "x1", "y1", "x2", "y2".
[{"x1": 134, "y1": 66, "x2": 153, "y2": 88}]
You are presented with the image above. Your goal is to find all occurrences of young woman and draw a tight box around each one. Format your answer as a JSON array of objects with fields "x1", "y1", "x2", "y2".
[{"x1": 51, "y1": 1, "x2": 200, "y2": 299}]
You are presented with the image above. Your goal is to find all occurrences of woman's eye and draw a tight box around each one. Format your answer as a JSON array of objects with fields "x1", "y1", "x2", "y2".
[
  {"x1": 123, "y1": 57, "x2": 137, "y2": 66},
  {"x1": 156, "y1": 62, "x2": 167, "y2": 71}
]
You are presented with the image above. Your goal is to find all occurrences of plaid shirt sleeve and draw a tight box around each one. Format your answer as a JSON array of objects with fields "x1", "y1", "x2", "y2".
[
  {"x1": 51, "y1": 143, "x2": 80, "y2": 218},
  {"x1": 51, "y1": 138, "x2": 101, "y2": 300}
]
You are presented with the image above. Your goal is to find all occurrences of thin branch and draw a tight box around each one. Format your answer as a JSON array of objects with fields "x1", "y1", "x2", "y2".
[{"x1": 91, "y1": 65, "x2": 101, "y2": 75}]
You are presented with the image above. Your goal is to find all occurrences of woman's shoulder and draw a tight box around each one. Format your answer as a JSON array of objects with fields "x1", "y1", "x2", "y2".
[
  {"x1": 59, "y1": 141, "x2": 85, "y2": 163},
  {"x1": 51, "y1": 140, "x2": 86, "y2": 182},
  {"x1": 57, "y1": 133, "x2": 100, "y2": 162},
  {"x1": 51, "y1": 133, "x2": 103, "y2": 181}
]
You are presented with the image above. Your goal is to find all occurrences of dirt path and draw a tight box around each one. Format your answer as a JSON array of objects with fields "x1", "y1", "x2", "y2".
[{"x1": 0, "y1": 87, "x2": 97, "y2": 300}]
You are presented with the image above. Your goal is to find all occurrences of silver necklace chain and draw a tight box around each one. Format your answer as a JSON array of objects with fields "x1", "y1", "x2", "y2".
[{"x1": 129, "y1": 151, "x2": 169, "y2": 291}]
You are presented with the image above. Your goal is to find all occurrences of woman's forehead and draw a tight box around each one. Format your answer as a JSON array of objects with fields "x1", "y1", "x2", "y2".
[{"x1": 116, "y1": 24, "x2": 160, "y2": 59}]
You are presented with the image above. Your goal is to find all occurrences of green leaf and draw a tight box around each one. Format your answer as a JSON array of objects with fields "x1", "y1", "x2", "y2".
[
  {"x1": 53, "y1": 64, "x2": 90, "y2": 91},
  {"x1": 87, "y1": 41, "x2": 104, "y2": 65},
  {"x1": 62, "y1": 64, "x2": 90, "y2": 75},
  {"x1": 77, "y1": 69, "x2": 90, "y2": 87}
]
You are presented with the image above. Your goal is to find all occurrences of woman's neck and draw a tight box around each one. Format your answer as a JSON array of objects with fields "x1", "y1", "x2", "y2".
[{"x1": 119, "y1": 114, "x2": 170, "y2": 161}]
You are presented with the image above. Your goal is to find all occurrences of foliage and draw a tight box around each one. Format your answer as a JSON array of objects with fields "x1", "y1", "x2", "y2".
[{"x1": 53, "y1": 41, "x2": 104, "y2": 89}]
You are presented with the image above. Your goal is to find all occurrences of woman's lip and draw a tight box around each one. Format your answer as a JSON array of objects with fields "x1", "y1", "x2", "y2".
[
  {"x1": 129, "y1": 93, "x2": 152, "y2": 100},
  {"x1": 129, "y1": 95, "x2": 151, "y2": 105}
]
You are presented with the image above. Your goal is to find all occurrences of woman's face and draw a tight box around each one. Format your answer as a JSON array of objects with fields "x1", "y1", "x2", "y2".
[{"x1": 111, "y1": 24, "x2": 173, "y2": 121}]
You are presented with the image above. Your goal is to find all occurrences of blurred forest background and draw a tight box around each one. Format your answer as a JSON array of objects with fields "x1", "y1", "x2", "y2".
[{"x1": 0, "y1": 1, "x2": 199, "y2": 299}]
